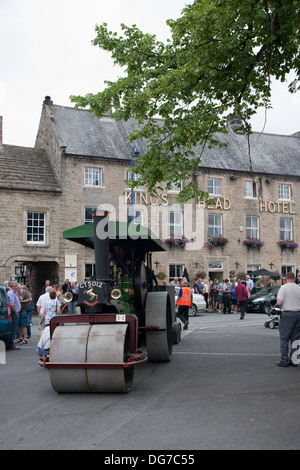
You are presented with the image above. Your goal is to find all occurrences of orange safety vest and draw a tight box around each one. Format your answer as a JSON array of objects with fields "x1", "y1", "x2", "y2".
[
  {"x1": 245, "y1": 285, "x2": 250, "y2": 298},
  {"x1": 177, "y1": 287, "x2": 192, "y2": 307}
]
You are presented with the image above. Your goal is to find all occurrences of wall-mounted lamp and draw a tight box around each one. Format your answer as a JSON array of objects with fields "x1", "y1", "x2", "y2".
[
  {"x1": 266, "y1": 179, "x2": 275, "y2": 184},
  {"x1": 194, "y1": 169, "x2": 201, "y2": 176},
  {"x1": 230, "y1": 175, "x2": 240, "y2": 180}
]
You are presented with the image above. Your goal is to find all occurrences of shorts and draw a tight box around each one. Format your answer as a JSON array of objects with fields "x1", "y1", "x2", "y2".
[
  {"x1": 19, "y1": 310, "x2": 29, "y2": 327},
  {"x1": 211, "y1": 291, "x2": 218, "y2": 301}
]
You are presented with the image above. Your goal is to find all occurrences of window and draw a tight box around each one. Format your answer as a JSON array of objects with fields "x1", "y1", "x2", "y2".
[
  {"x1": 244, "y1": 181, "x2": 257, "y2": 198},
  {"x1": 168, "y1": 211, "x2": 183, "y2": 237},
  {"x1": 84, "y1": 207, "x2": 97, "y2": 224},
  {"x1": 208, "y1": 214, "x2": 222, "y2": 237},
  {"x1": 280, "y1": 218, "x2": 293, "y2": 240},
  {"x1": 168, "y1": 181, "x2": 182, "y2": 192},
  {"x1": 247, "y1": 265, "x2": 260, "y2": 275},
  {"x1": 169, "y1": 264, "x2": 184, "y2": 280},
  {"x1": 278, "y1": 184, "x2": 291, "y2": 200},
  {"x1": 208, "y1": 178, "x2": 222, "y2": 195},
  {"x1": 246, "y1": 216, "x2": 259, "y2": 238},
  {"x1": 281, "y1": 265, "x2": 294, "y2": 276},
  {"x1": 127, "y1": 208, "x2": 143, "y2": 225},
  {"x1": 209, "y1": 260, "x2": 223, "y2": 270},
  {"x1": 26, "y1": 212, "x2": 46, "y2": 244},
  {"x1": 84, "y1": 167, "x2": 102, "y2": 187},
  {"x1": 127, "y1": 171, "x2": 144, "y2": 190},
  {"x1": 85, "y1": 263, "x2": 95, "y2": 279}
]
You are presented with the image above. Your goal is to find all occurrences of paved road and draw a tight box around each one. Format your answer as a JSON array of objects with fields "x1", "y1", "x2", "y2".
[{"x1": 1, "y1": 311, "x2": 299, "y2": 451}]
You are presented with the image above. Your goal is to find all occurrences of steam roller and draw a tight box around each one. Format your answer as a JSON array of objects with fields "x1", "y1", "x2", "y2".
[{"x1": 42, "y1": 210, "x2": 181, "y2": 393}]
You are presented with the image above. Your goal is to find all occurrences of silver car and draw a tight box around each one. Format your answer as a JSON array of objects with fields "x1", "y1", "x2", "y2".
[{"x1": 175, "y1": 286, "x2": 206, "y2": 316}]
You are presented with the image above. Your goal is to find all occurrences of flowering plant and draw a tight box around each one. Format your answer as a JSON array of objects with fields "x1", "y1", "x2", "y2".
[
  {"x1": 243, "y1": 237, "x2": 264, "y2": 249},
  {"x1": 204, "y1": 234, "x2": 229, "y2": 249},
  {"x1": 156, "y1": 271, "x2": 167, "y2": 279},
  {"x1": 164, "y1": 235, "x2": 190, "y2": 248},
  {"x1": 277, "y1": 240, "x2": 298, "y2": 251}
]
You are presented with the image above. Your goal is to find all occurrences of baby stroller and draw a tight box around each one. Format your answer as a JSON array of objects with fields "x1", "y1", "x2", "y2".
[{"x1": 264, "y1": 303, "x2": 281, "y2": 329}]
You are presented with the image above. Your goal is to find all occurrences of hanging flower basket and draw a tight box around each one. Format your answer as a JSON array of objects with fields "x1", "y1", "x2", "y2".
[
  {"x1": 156, "y1": 271, "x2": 167, "y2": 280},
  {"x1": 277, "y1": 240, "x2": 298, "y2": 253},
  {"x1": 164, "y1": 235, "x2": 190, "y2": 249},
  {"x1": 243, "y1": 237, "x2": 264, "y2": 251},
  {"x1": 204, "y1": 235, "x2": 229, "y2": 250}
]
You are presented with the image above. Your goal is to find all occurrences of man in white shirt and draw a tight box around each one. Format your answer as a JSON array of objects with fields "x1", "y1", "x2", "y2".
[
  {"x1": 36, "y1": 286, "x2": 52, "y2": 328},
  {"x1": 276, "y1": 272, "x2": 300, "y2": 367},
  {"x1": 245, "y1": 275, "x2": 254, "y2": 294}
]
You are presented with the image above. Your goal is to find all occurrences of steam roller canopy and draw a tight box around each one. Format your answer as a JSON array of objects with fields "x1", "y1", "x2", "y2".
[{"x1": 49, "y1": 324, "x2": 134, "y2": 393}]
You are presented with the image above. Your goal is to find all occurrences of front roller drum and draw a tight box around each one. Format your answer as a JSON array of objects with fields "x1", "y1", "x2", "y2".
[
  {"x1": 145, "y1": 291, "x2": 173, "y2": 362},
  {"x1": 48, "y1": 323, "x2": 134, "y2": 393}
]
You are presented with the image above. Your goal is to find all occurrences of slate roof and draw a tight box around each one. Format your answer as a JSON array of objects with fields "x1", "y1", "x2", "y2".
[
  {"x1": 51, "y1": 105, "x2": 148, "y2": 159},
  {"x1": 51, "y1": 104, "x2": 300, "y2": 177},
  {"x1": 198, "y1": 131, "x2": 300, "y2": 177},
  {"x1": 0, "y1": 145, "x2": 61, "y2": 192}
]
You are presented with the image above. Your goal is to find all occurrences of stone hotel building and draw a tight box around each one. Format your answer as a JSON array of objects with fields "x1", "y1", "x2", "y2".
[{"x1": 0, "y1": 97, "x2": 300, "y2": 301}]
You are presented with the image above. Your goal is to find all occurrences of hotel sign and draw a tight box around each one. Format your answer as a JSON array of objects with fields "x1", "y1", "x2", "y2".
[
  {"x1": 259, "y1": 201, "x2": 295, "y2": 214},
  {"x1": 124, "y1": 191, "x2": 296, "y2": 214}
]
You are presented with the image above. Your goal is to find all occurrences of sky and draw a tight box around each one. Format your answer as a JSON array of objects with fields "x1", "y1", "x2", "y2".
[{"x1": 0, "y1": 0, "x2": 299, "y2": 148}]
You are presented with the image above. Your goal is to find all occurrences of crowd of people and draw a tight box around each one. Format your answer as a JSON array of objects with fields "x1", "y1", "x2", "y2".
[
  {"x1": 3, "y1": 279, "x2": 78, "y2": 351},
  {"x1": 171, "y1": 274, "x2": 268, "y2": 320},
  {"x1": 174, "y1": 271, "x2": 300, "y2": 367}
]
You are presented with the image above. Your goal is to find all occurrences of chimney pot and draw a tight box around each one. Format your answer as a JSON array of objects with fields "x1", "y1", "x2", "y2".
[{"x1": 43, "y1": 96, "x2": 53, "y2": 106}]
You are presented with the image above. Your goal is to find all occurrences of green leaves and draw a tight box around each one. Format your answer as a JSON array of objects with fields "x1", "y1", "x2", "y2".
[{"x1": 70, "y1": 0, "x2": 300, "y2": 201}]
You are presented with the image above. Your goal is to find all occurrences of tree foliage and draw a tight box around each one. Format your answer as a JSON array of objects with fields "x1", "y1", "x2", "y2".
[{"x1": 70, "y1": 0, "x2": 300, "y2": 201}]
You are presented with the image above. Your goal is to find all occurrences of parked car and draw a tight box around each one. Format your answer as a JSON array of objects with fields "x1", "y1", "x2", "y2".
[
  {"x1": 175, "y1": 286, "x2": 206, "y2": 316},
  {"x1": 0, "y1": 286, "x2": 11, "y2": 347},
  {"x1": 246, "y1": 286, "x2": 280, "y2": 314}
]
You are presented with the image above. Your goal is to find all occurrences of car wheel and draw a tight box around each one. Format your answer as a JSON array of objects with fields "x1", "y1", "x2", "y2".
[{"x1": 188, "y1": 304, "x2": 197, "y2": 317}]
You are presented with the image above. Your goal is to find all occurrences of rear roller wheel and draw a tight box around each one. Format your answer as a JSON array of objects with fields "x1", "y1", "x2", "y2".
[
  {"x1": 49, "y1": 323, "x2": 134, "y2": 393},
  {"x1": 145, "y1": 291, "x2": 173, "y2": 362},
  {"x1": 172, "y1": 322, "x2": 181, "y2": 344}
]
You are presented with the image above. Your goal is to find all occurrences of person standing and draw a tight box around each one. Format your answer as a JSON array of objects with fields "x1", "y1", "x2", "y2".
[
  {"x1": 230, "y1": 279, "x2": 238, "y2": 313},
  {"x1": 210, "y1": 279, "x2": 219, "y2": 311},
  {"x1": 41, "y1": 279, "x2": 51, "y2": 295},
  {"x1": 16, "y1": 285, "x2": 32, "y2": 344},
  {"x1": 245, "y1": 275, "x2": 254, "y2": 294},
  {"x1": 68, "y1": 281, "x2": 78, "y2": 315},
  {"x1": 276, "y1": 272, "x2": 300, "y2": 367},
  {"x1": 235, "y1": 279, "x2": 248, "y2": 320},
  {"x1": 40, "y1": 290, "x2": 61, "y2": 327},
  {"x1": 221, "y1": 279, "x2": 231, "y2": 314},
  {"x1": 254, "y1": 276, "x2": 264, "y2": 294},
  {"x1": 170, "y1": 277, "x2": 180, "y2": 287},
  {"x1": 7, "y1": 282, "x2": 21, "y2": 350},
  {"x1": 176, "y1": 280, "x2": 193, "y2": 330}
]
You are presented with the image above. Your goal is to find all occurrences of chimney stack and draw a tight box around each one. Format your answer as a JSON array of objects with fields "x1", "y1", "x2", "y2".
[{"x1": 43, "y1": 95, "x2": 53, "y2": 106}]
